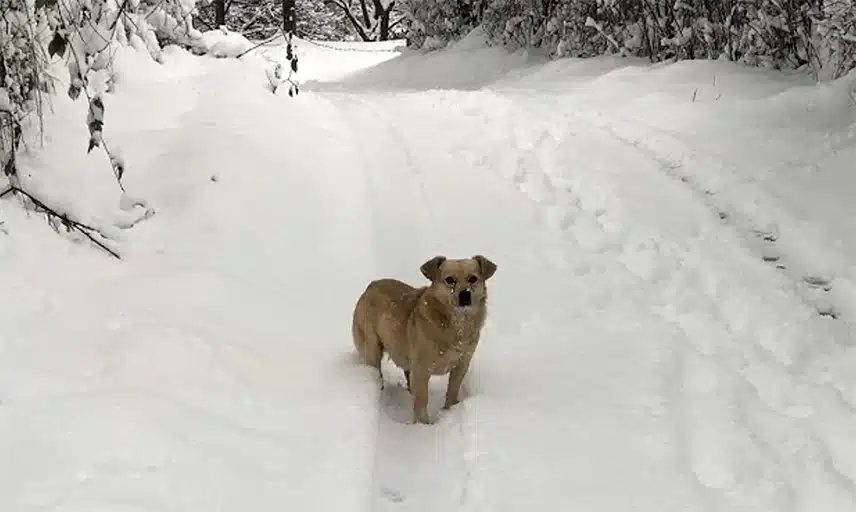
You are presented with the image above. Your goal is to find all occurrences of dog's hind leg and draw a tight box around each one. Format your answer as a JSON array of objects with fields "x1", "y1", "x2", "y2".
[
  {"x1": 352, "y1": 320, "x2": 385, "y2": 387},
  {"x1": 403, "y1": 370, "x2": 411, "y2": 393}
]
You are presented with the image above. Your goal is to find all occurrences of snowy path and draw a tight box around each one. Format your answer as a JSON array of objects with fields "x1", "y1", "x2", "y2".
[
  {"x1": 330, "y1": 91, "x2": 706, "y2": 510},
  {"x1": 5, "y1": 39, "x2": 856, "y2": 512},
  {"x1": 325, "y1": 87, "x2": 856, "y2": 511},
  {"x1": 332, "y1": 94, "x2": 475, "y2": 511}
]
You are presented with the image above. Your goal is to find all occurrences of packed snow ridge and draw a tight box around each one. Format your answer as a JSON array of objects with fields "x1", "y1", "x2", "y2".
[{"x1": 3, "y1": 26, "x2": 856, "y2": 512}]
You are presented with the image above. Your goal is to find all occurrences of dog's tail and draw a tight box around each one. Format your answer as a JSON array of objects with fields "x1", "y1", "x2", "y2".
[{"x1": 352, "y1": 295, "x2": 383, "y2": 370}]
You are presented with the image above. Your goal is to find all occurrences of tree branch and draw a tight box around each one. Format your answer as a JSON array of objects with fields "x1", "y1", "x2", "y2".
[
  {"x1": 358, "y1": 0, "x2": 371, "y2": 28},
  {"x1": 0, "y1": 185, "x2": 121, "y2": 259},
  {"x1": 388, "y1": 15, "x2": 405, "y2": 32},
  {"x1": 235, "y1": 30, "x2": 285, "y2": 58},
  {"x1": 329, "y1": 0, "x2": 371, "y2": 41}
]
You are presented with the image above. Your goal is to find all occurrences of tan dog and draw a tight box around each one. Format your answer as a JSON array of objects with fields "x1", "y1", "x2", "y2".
[{"x1": 352, "y1": 255, "x2": 497, "y2": 424}]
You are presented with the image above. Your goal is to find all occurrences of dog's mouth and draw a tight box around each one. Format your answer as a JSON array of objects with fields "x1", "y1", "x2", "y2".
[{"x1": 457, "y1": 290, "x2": 472, "y2": 307}]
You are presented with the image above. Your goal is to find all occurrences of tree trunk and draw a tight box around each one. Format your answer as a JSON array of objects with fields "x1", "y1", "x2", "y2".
[
  {"x1": 378, "y1": 9, "x2": 390, "y2": 41},
  {"x1": 282, "y1": 0, "x2": 296, "y2": 34},
  {"x1": 372, "y1": 0, "x2": 394, "y2": 41},
  {"x1": 214, "y1": 0, "x2": 226, "y2": 27},
  {"x1": 359, "y1": 0, "x2": 372, "y2": 30}
]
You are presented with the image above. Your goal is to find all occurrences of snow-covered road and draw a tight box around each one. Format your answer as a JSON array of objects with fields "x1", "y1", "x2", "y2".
[
  {"x1": 3, "y1": 33, "x2": 856, "y2": 512},
  {"x1": 329, "y1": 86, "x2": 856, "y2": 511},
  {"x1": 332, "y1": 90, "x2": 704, "y2": 510}
]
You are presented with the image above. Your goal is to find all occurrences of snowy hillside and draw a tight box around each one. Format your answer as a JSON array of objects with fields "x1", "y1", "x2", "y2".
[{"x1": 3, "y1": 26, "x2": 856, "y2": 512}]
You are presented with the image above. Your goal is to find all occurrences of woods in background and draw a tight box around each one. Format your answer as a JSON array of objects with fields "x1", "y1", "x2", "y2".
[{"x1": 403, "y1": 0, "x2": 856, "y2": 80}]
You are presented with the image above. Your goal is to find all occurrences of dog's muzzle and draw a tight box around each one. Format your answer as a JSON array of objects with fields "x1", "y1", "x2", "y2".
[{"x1": 458, "y1": 290, "x2": 472, "y2": 307}]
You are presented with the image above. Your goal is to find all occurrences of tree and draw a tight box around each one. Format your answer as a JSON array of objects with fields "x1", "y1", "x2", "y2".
[
  {"x1": 283, "y1": 0, "x2": 296, "y2": 32},
  {"x1": 399, "y1": 0, "x2": 855, "y2": 79},
  {"x1": 194, "y1": 0, "x2": 355, "y2": 41},
  {"x1": 215, "y1": 0, "x2": 227, "y2": 26},
  {"x1": 1, "y1": 0, "x2": 208, "y2": 257},
  {"x1": 325, "y1": 0, "x2": 403, "y2": 41}
]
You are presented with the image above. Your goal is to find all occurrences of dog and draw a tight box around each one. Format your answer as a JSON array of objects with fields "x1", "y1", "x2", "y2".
[{"x1": 352, "y1": 255, "x2": 497, "y2": 424}]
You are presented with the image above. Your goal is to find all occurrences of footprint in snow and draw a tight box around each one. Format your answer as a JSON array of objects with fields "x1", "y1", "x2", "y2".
[
  {"x1": 380, "y1": 487, "x2": 405, "y2": 503},
  {"x1": 804, "y1": 275, "x2": 832, "y2": 291}
]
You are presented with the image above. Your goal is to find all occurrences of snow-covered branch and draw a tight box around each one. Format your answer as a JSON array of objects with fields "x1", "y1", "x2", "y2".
[
  {"x1": 194, "y1": 0, "x2": 356, "y2": 41},
  {"x1": 1, "y1": 0, "x2": 204, "y2": 253},
  {"x1": 400, "y1": 0, "x2": 856, "y2": 78}
]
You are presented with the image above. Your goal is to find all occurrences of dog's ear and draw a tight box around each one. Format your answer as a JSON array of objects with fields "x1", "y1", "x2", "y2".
[
  {"x1": 473, "y1": 255, "x2": 497, "y2": 280},
  {"x1": 420, "y1": 256, "x2": 446, "y2": 281}
]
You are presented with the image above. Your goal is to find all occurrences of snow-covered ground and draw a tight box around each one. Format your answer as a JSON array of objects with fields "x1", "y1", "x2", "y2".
[{"x1": 3, "y1": 26, "x2": 856, "y2": 512}]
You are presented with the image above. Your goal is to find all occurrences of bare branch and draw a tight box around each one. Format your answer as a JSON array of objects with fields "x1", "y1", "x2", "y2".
[{"x1": 0, "y1": 185, "x2": 121, "y2": 259}]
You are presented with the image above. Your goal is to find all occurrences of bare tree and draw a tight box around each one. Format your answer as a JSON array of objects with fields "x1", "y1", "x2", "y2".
[{"x1": 325, "y1": 0, "x2": 401, "y2": 41}]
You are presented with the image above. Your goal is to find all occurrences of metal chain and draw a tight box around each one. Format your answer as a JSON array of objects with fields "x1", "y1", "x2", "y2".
[{"x1": 298, "y1": 38, "x2": 405, "y2": 53}]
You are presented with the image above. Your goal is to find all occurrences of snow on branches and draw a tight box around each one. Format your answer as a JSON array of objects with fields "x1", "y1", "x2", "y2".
[
  {"x1": 814, "y1": 0, "x2": 856, "y2": 78},
  {"x1": 194, "y1": 0, "x2": 355, "y2": 42},
  {"x1": 1, "y1": 0, "x2": 207, "y2": 256},
  {"x1": 2, "y1": 0, "x2": 207, "y2": 181},
  {"x1": 402, "y1": 0, "x2": 856, "y2": 79}
]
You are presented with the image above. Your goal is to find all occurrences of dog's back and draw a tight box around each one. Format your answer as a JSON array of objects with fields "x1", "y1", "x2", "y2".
[{"x1": 352, "y1": 279, "x2": 423, "y2": 371}]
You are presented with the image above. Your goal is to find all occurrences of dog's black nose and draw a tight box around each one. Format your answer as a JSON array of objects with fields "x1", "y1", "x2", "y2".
[{"x1": 458, "y1": 290, "x2": 472, "y2": 306}]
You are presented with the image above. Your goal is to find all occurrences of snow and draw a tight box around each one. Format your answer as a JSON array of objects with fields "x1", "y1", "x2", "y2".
[
  {"x1": 200, "y1": 28, "x2": 255, "y2": 58},
  {"x1": 303, "y1": 27, "x2": 538, "y2": 91},
  {"x1": 3, "y1": 25, "x2": 856, "y2": 512}
]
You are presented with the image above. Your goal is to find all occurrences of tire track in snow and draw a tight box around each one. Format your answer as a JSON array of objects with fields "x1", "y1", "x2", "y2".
[
  {"x1": 487, "y1": 91, "x2": 856, "y2": 511},
  {"x1": 581, "y1": 112, "x2": 850, "y2": 326},
  {"x1": 463, "y1": 91, "x2": 729, "y2": 507},
  {"x1": 327, "y1": 93, "x2": 476, "y2": 511},
  {"x1": 498, "y1": 103, "x2": 727, "y2": 505},
  {"x1": 571, "y1": 118, "x2": 856, "y2": 490}
]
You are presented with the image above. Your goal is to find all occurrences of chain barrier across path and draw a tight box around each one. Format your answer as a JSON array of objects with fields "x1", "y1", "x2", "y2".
[
  {"x1": 299, "y1": 38, "x2": 405, "y2": 53},
  {"x1": 241, "y1": 32, "x2": 406, "y2": 56}
]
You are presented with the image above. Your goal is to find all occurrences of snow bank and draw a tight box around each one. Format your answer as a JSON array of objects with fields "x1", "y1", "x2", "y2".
[
  {"x1": 2, "y1": 41, "x2": 387, "y2": 512},
  {"x1": 307, "y1": 27, "x2": 542, "y2": 91},
  {"x1": 528, "y1": 59, "x2": 856, "y2": 325},
  {"x1": 200, "y1": 28, "x2": 255, "y2": 58}
]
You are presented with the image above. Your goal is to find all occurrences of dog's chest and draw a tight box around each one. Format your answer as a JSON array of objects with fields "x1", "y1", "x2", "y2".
[
  {"x1": 429, "y1": 313, "x2": 479, "y2": 375},
  {"x1": 430, "y1": 349, "x2": 467, "y2": 375}
]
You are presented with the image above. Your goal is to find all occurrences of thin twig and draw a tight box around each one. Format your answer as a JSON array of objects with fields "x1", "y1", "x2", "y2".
[
  {"x1": 0, "y1": 185, "x2": 121, "y2": 259},
  {"x1": 236, "y1": 31, "x2": 284, "y2": 58}
]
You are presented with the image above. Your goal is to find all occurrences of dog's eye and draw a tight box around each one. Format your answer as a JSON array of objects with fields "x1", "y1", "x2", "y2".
[
  {"x1": 444, "y1": 276, "x2": 456, "y2": 285},
  {"x1": 467, "y1": 275, "x2": 478, "y2": 284}
]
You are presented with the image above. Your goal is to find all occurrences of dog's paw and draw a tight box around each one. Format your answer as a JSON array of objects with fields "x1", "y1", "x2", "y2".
[{"x1": 412, "y1": 414, "x2": 433, "y2": 425}]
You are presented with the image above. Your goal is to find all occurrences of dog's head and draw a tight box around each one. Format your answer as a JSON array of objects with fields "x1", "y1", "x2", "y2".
[{"x1": 420, "y1": 255, "x2": 497, "y2": 310}]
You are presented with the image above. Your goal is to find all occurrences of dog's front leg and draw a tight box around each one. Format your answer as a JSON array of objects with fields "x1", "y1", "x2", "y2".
[
  {"x1": 444, "y1": 355, "x2": 472, "y2": 410},
  {"x1": 410, "y1": 366, "x2": 431, "y2": 424}
]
